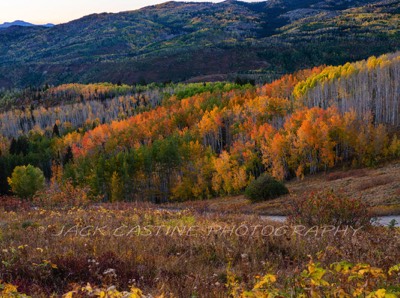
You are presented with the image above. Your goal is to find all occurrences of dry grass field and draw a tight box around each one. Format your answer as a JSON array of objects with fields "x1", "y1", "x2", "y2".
[{"x1": 0, "y1": 204, "x2": 399, "y2": 297}]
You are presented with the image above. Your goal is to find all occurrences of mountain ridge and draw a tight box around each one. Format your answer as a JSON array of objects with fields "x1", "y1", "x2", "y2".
[
  {"x1": 0, "y1": 0, "x2": 398, "y2": 88},
  {"x1": 0, "y1": 20, "x2": 54, "y2": 29}
]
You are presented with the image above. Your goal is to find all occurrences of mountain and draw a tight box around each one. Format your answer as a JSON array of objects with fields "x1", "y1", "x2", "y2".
[
  {"x1": 0, "y1": 20, "x2": 54, "y2": 29},
  {"x1": 41, "y1": 23, "x2": 55, "y2": 28},
  {"x1": 0, "y1": 0, "x2": 399, "y2": 88},
  {"x1": 0, "y1": 20, "x2": 35, "y2": 28}
]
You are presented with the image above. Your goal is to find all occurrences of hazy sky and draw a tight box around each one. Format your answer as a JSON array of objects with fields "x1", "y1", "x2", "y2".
[{"x1": 0, "y1": 0, "x2": 260, "y2": 24}]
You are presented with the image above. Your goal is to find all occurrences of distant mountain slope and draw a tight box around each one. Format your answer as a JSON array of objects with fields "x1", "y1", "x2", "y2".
[
  {"x1": 0, "y1": 0, "x2": 399, "y2": 87},
  {"x1": 0, "y1": 20, "x2": 35, "y2": 28},
  {"x1": 0, "y1": 20, "x2": 54, "y2": 29}
]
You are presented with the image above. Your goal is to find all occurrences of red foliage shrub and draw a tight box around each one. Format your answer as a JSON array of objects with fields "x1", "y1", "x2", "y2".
[
  {"x1": 0, "y1": 196, "x2": 31, "y2": 212},
  {"x1": 288, "y1": 191, "x2": 372, "y2": 227}
]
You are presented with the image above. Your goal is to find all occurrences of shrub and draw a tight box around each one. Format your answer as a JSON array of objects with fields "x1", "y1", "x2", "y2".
[
  {"x1": 245, "y1": 174, "x2": 289, "y2": 202},
  {"x1": 288, "y1": 191, "x2": 372, "y2": 227},
  {"x1": 228, "y1": 260, "x2": 400, "y2": 297},
  {"x1": 33, "y1": 179, "x2": 91, "y2": 209},
  {"x1": 0, "y1": 196, "x2": 31, "y2": 212},
  {"x1": 7, "y1": 165, "x2": 45, "y2": 200}
]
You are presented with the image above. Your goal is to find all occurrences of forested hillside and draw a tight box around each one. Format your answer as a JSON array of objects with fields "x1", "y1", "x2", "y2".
[
  {"x1": 0, "y1": 82, "x2": 244, "y2": 137},
  {"x1": 0, "y1": 0, "x2": 399, "y2": 87},
  {"x1": 0, "y1": 53, "x2": 399, "y2": 202}
]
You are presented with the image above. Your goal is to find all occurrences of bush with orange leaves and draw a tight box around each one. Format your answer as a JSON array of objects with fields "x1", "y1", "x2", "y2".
[{"x1": 33, "y1": 179, "x2": 92, "y2": 209}]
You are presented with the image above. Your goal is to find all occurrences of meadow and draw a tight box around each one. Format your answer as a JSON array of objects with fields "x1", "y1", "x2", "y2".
[{"x1": 0, "y1": 199, "x2": 399, "y2": 297}]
